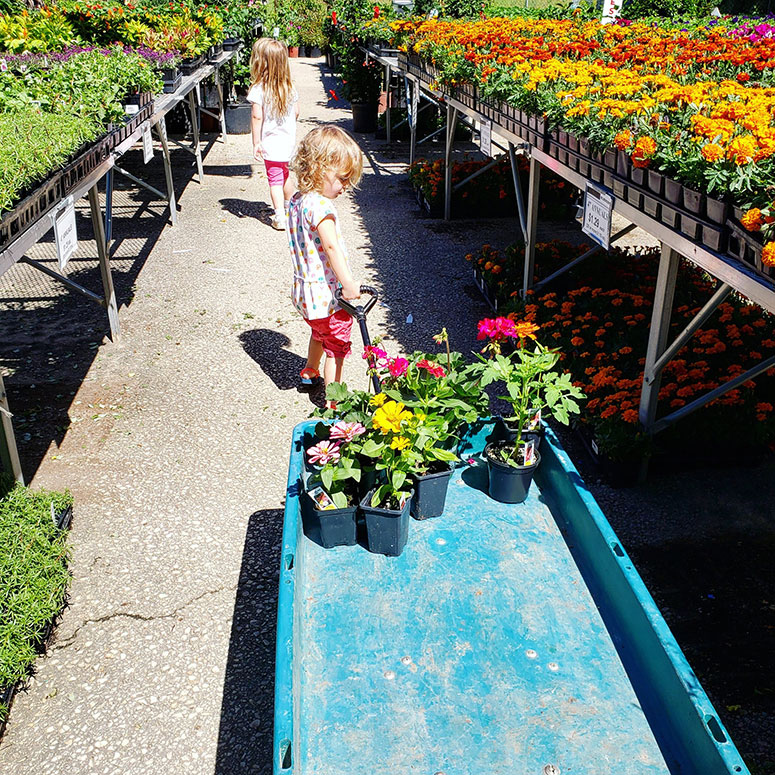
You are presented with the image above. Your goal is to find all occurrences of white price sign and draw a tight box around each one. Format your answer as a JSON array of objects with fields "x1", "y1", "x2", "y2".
[
  {"x1": 479, "y1": 119, "x2": 492, "y2": 157},
  {"x1": 601, "y1": 0, "x2": 624, "y2": 23},
  {"x1": 54, "y1": 200, "x2": 78, "y2": 271},
  {"x1": 142, "y1": 125, "x2": 154, "y2": 164},
  {"x1": 582, "y1": 182, "x2": 614, "y2": 250}
]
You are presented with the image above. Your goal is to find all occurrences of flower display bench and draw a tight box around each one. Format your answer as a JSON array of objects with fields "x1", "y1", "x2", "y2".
[{"x1": 274, "y1": 419, "x2": 749, "y2": 774}]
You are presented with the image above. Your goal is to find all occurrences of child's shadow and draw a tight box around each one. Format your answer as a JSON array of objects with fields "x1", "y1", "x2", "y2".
[
  {"x1": 220, "y1": 198, "x2": 274, "y2": 228},
  {"x1": 239, "y1": 329, "x2": 325, "y2": 407}
]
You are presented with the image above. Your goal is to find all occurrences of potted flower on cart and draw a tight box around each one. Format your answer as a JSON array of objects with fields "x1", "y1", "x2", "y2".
[
  {"x1": 358, "y1": 399, "x2": 416, "y2": 556},
  {"x1": 474, "y1": 319, "x2": 584, "y2": 504},
  {"x1": 304, "y1": 420, "x2": 367, "y2": 548}
]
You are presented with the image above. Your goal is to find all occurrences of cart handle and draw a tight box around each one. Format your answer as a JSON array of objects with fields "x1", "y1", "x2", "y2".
[{"x1": 335, "y1": 285, "x2": 378, "y2": 317}]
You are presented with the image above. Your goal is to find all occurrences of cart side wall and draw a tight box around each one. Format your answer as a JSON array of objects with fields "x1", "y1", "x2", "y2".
[
  {"x1": 536, "y1": 425, "x2": 749, "y2": 775},
  {"x1": 274, "y1": 424, "x2": 310, "y2": 774}
]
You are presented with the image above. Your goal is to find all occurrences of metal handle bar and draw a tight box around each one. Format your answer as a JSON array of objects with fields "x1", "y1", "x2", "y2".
[{"x1": 334, "y1": 285, "x2": 378, "y2": 317}]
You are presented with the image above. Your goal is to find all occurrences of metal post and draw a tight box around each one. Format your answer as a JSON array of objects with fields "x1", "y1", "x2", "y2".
[
  {"x1": 104, "y1": 168, "x2": 114, "y2": 246},
  {"x1": 0, "y1": 373, "x2": 23, "y2": 484},
  {"x1": 508, "y1": 143, "x2": 528, "y2": 244},
  {"x1": 155, "y1": 119, "x2": 179, "y2": 227},
  {"x1": 406, "y1": 76, "x2": 417, "y2": 167},
  {"x1": 188, "y1": 90, "x2": 205, "y2": 182},
  {"x1": 88, "y1": 185, "x2": 121, "y2": 342},
  {"x1": 522, "y1": 155, "x2": 541, "y2": 296},
  {"x1": 215, "y1": 66, "x2": 228, "y2": 140},
  {"x1": 444, "y1": 104, "x2": 458, "y2": 221},
  {"x1": 638, "y1": 244, "x2": 680, "y2": 431},
  {"x1": 385, "y1": 64, "x2": 391, "y2": 144}
]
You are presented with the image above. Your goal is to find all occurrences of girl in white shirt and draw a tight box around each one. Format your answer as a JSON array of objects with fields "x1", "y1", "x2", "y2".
[{"x1": 248, "y1": 38, "x2": 299, "y2": 230}]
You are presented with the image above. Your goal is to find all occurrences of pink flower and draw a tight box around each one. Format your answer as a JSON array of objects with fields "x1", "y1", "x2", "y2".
[
  {"x1": 416, "y1": 359, "x2": 446, "y2": 378},
  {"x1": 387, "y1": 357, "x2": 409, "y2": 377},
  {"x1": 330, "y1": 421, "x2": 366, "y2": 443},
  {"x1": 306, "y1": 440, "x2": 341, "y2": 466},
  {"x1": 477, "y1": 317, "x2": 517, "y2": 341},
  {"x1": 363, "y1": 345, "x2": 388, "y2": 365}
]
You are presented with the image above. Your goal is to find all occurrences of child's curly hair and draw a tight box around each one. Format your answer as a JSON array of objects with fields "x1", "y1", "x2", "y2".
[{"x1": 291, "y1": 125, "x2": 364, "y2": 194}]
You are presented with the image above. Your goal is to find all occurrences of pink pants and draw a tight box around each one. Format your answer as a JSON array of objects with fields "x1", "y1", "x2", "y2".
[{"x1": 265, "y1": 160, "x2": 289, "y2": 187}]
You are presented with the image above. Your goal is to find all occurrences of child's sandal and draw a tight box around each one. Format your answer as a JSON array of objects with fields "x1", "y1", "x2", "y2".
[{"x1": 300, "y1": 367, "x2": 321, "y2": 386}]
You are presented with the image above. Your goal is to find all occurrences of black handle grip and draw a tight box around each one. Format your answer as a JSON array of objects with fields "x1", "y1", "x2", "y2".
[{"x1": 335, "y1": 285, "x2": 378, "y2": 316}]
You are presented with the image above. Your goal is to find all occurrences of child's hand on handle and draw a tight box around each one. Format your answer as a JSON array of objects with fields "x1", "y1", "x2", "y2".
[{"x1": 340, "y1": 281, "x2": 361, "y2": 301}]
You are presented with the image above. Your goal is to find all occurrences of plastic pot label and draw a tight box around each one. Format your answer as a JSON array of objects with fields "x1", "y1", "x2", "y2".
[{"x1": 309, "y1": 486, "x2": 336, "y2": 510}]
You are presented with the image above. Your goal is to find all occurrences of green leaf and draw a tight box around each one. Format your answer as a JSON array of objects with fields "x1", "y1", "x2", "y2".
[{"x1": 321, "y1": 467, "x2": 334, "y2": 491}]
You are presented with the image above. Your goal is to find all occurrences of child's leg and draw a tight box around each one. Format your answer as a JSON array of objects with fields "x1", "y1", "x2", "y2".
[
  {"x1": 269, "y1": 185, "x2": 285, "y2": 217},
  {"x1": 265, "y1": 161, "x2": 288, "y2": 227},
  {"x1": 322, "y1": 355, "x2": 344, "y2": 386},
  {"x1": 306, "y1": 334, "x2": 324, "y2": 374},
  {"x1": 282, "y1": 164, "x2": 295, "y2": 208}
]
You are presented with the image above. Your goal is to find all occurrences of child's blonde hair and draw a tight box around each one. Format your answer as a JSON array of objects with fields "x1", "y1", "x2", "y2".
[
  {"x1": 292, "y1": 125, "x2": 364, "y2": 194},
  {"x1": 249, "y1": 38, "x2": 294, "y2": 120}
]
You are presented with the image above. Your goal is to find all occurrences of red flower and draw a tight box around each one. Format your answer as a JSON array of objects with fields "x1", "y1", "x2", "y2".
[
  {"x1": 329, "y1": 89, "x2": 339, "y2": 101},
  {"x1": 416, "y1": 359, "x2": 446, "y2": 378}
]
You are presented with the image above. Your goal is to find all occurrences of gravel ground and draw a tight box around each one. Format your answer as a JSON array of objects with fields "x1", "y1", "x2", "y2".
[{"x1": 0, "y1": 57, "x2": 773, "y2": 774}]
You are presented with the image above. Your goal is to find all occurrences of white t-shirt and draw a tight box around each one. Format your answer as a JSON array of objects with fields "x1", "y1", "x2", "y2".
[
  {"x1": 287, "y1": 191, "x2": 348, "y2": 320},
  {"x1": 246, "y1": 83, "x2": 298, "y2": 162}
]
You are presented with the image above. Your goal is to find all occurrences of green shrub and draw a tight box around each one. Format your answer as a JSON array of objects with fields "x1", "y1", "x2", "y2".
[
  {"x1": 621, "y1": 0, "x2": 718, "y2": 17},
  {"x1": 0, "y1": 476, "x2": 72, "y2": 721}
]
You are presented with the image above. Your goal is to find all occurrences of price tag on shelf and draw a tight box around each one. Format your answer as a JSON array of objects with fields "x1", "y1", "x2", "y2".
[
  {"x1": 54, "y1": 198, "x2": 77, "y2": 271},
  {"x1": 601, "y1": 0, "x2": 624, "y2": 24},
  {"x1": 582, "y1": 182, "x2": 613, "y2": 250},
  {"x1": 142, "y1": 125, "x2": 154, "y2": 164},
  {"x1": 479, "y1": 119, "x2": 492, "y2": 157}
]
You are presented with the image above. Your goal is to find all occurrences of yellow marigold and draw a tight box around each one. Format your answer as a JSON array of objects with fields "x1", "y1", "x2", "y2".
[
  {"x1": 741, "y1": 208, "x2": 764, "y2": 232},
  {"x1": 631, "y1": 136, "x2": 656, "y2": 168},
  {"x1": 390, "y1": 436, "x2": 411, "y2": 451},
  {"x1": 763, "y1": 242, "x2": 775, "y2": 268},
  {"x1": 614, "y1": 130, "x2": 633, "y2": 151},
  {"x1": 370, "y1": 392, "x2": 387, "y2": 407},
  {"x1": 701, "y1": 143, "x2": 724, "y2": 163},
  {"x1": 373, "y1": 401, "x2": 412, "y2": 434}
]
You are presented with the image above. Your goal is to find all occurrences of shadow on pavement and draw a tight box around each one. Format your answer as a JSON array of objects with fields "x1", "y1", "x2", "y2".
[
  {"x1": 214, "y1": 507, "x2": 284, "y2": 775},
  {"x1": 219, "y1": 197, "x2": 274, "y2": 227}
]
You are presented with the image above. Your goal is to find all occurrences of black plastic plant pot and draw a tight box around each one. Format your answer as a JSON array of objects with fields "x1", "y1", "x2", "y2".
[
  {"x1": 567, "y1": 134, "x2": 579, "y2": 153},
  {"x1": 643, "y1": 194, "x2": 660, "y2": 219},
  {"x1": 308, "y1": 495, "x2": 358, "y2": 549},
  {"x1": 485, "y1": 443, "x2": 541, "y2": 504},
  {"x1": 706, "y1": 197, "x2": 728, "y2": 225},
  {"x1": 647, "y1": 169, "x2": 664, "y2": 195},
  {"x1": 616, "y1": 150, "x2": 629, "y2": 177},
  {"x1": 664, "y1": 177, "x2": 682, "y2": 205},
  {"x1": 410, "y1": 465, "x2": 453, "y2": 520},
  {"x1": 352, "y1": 101, "x2": 378, "y2": 133},
  {"x1": 661, "y1": 204, "x2": 680, "y2": 229},
  {"x1": 361, "y1": 489, "x2": 413, "y2": 556},
  {"x1": 223, "y1": 37, "x2": 241, "y2": 50},
  {"x1": 626, "y1": 187, "x2": 643, "y2": 208},
  {"x1": 682, "y1": 185, "x2": 704, "y2": 216},
  {"x1": 630, "y1": 167, "x2": 645, "y2": 187},
  {"x1": 603, "y1": 149, "x2": 617, "y2": 171},
  {"x1": 680, "y1": 213, "x2": 702, "y2": 240},
  {"x1": 603, "y1": 170, "x2": 615, "y2": 189},
  {"x1": 702, "y1": 223, "x2": 727, "y2": 253},
  {"x1": 612, "y1": 178, "x2": 626, "y2": 199}
]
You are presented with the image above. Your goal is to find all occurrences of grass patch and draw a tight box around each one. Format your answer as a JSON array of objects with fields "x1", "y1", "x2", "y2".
[{"x1": 0, "y1": 474, "x2": 72, "y2": 722}]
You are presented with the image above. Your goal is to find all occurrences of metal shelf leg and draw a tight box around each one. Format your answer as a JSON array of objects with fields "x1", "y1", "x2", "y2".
[
  {"x1": 188, "y1": 91, "x2": 205, "y2": 182},
  {"x1": 155, "y1": 120, "x2": 178, "y2": 227},
  {"x1": 0, "y1": 374, "x2": 23, "y2": 484},
  {"x1": 444, "y1": 105, "x2": 458, "y2": 221},
  {"x1": 88, "y1": 185, "x2": 121, "y2": 342},
  {"x1": 522, "y1": 155, "x2": 541, "y2": 296}
]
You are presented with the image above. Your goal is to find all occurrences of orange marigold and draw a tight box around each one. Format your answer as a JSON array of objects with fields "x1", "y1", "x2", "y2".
[
  {"x1": 614, "y1": 130, "x2": 633, "y2": 151},
  {"x1": 631, "y1": 136, "x2": 656, "y2": 169},
  {"x1": 763, "y1": 242, "x2": 775, "y2": 267},
  {"x1": 741, "y1": 208, "x2": 764, "y2": 232},
  {"x1": 701, "y1": 143, "x2": 724, "y2": 163}
]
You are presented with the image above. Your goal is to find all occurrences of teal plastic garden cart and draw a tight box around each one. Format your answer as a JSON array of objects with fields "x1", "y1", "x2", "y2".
[{"x1": 273, "y1": 419, "x2": 750, "y2": 775}]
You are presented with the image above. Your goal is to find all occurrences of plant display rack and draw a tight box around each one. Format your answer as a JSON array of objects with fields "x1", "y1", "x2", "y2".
[
  {"x1": 383, "y1": 52, "x2": 775, "y2": 460},
  {"x1": 0, "y1": 48, "x2": 239, "y2": 485}
]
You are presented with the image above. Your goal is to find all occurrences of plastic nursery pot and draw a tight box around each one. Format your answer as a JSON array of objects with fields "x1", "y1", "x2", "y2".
[
  {"x1": 682, "y1": 185, "x2": 704, "y2": 216},
  {"x1": 351, "y1": 102, "x2": 378, "y2": 133},
  {"x1": 484, "y1": 443, "x2": 541, "y2": 505},
  {"x1": 705, "y1": 197, "x2": 729, "y2": 225},
  {"x1": 616, "y1": 150, "x2": 630, "y2": 177},
  {"x1": 288, "y1": 46, "x2": 299, "y2": 58},
  {"x1": 663, "y1": 177, "x2": 682, "y2": 205},
  {"x1": 647, "y1": 169, "x2": 664, "y2": 195},
  {"x1": 361, "y1": 489, "x2": 413, "y2": 557},
  {"x1": 629, "y1": 167, "x2": 645, "y2": 187},
  {"x1": 410, "y1": 464, "x2": 454, "y2": 520},
  {"x1": 306, "y1": 493, "x2": 358, "y2": 549}
]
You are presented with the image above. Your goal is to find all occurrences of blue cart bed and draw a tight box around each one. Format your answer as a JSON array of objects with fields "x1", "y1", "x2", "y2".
[{"x1": 274, "y1": 420, "x2": 749, "y2": 775}]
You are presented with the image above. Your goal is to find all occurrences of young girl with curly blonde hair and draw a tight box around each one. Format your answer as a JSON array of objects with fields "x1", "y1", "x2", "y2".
[
  {"x1": 248, "y1": 38, "x2": 299, "y2": 230},
  {"x1": 287, "y1": 125, "x2": 364, "y2": 389}
]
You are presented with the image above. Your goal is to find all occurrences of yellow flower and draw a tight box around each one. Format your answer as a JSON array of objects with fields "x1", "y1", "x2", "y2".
[
  {"x1": 370, "y1": 392, "x2": 387, "y2": 407},
  {"x1": 373, "y1": 401, "x2": 412, "y2": 434},
  {"x1": 763, "y1": 242, "x2": 775, "y2": 268},
  {"x1": 391, "y1": 436, "x2": 411, "y2": 451},
  {"x1": 701, "y1": 143, "x2": 724, "y2": 163}
]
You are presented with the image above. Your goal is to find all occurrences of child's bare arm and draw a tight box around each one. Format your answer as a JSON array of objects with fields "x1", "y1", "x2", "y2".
[
  {"x1": 251, "y1": 104, "x2": 263, "y2": 160},
  {"x1": 317, "y1": 217, "x2": 360, "y2": 300}
]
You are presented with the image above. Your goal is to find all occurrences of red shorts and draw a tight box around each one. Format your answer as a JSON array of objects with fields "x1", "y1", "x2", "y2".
[
  {"x1": 265, "y1": 160, "x2": 289, "y2": 187},
  {"x1": 306, "y1": 309, "x2": 353, "y2": 358}
]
